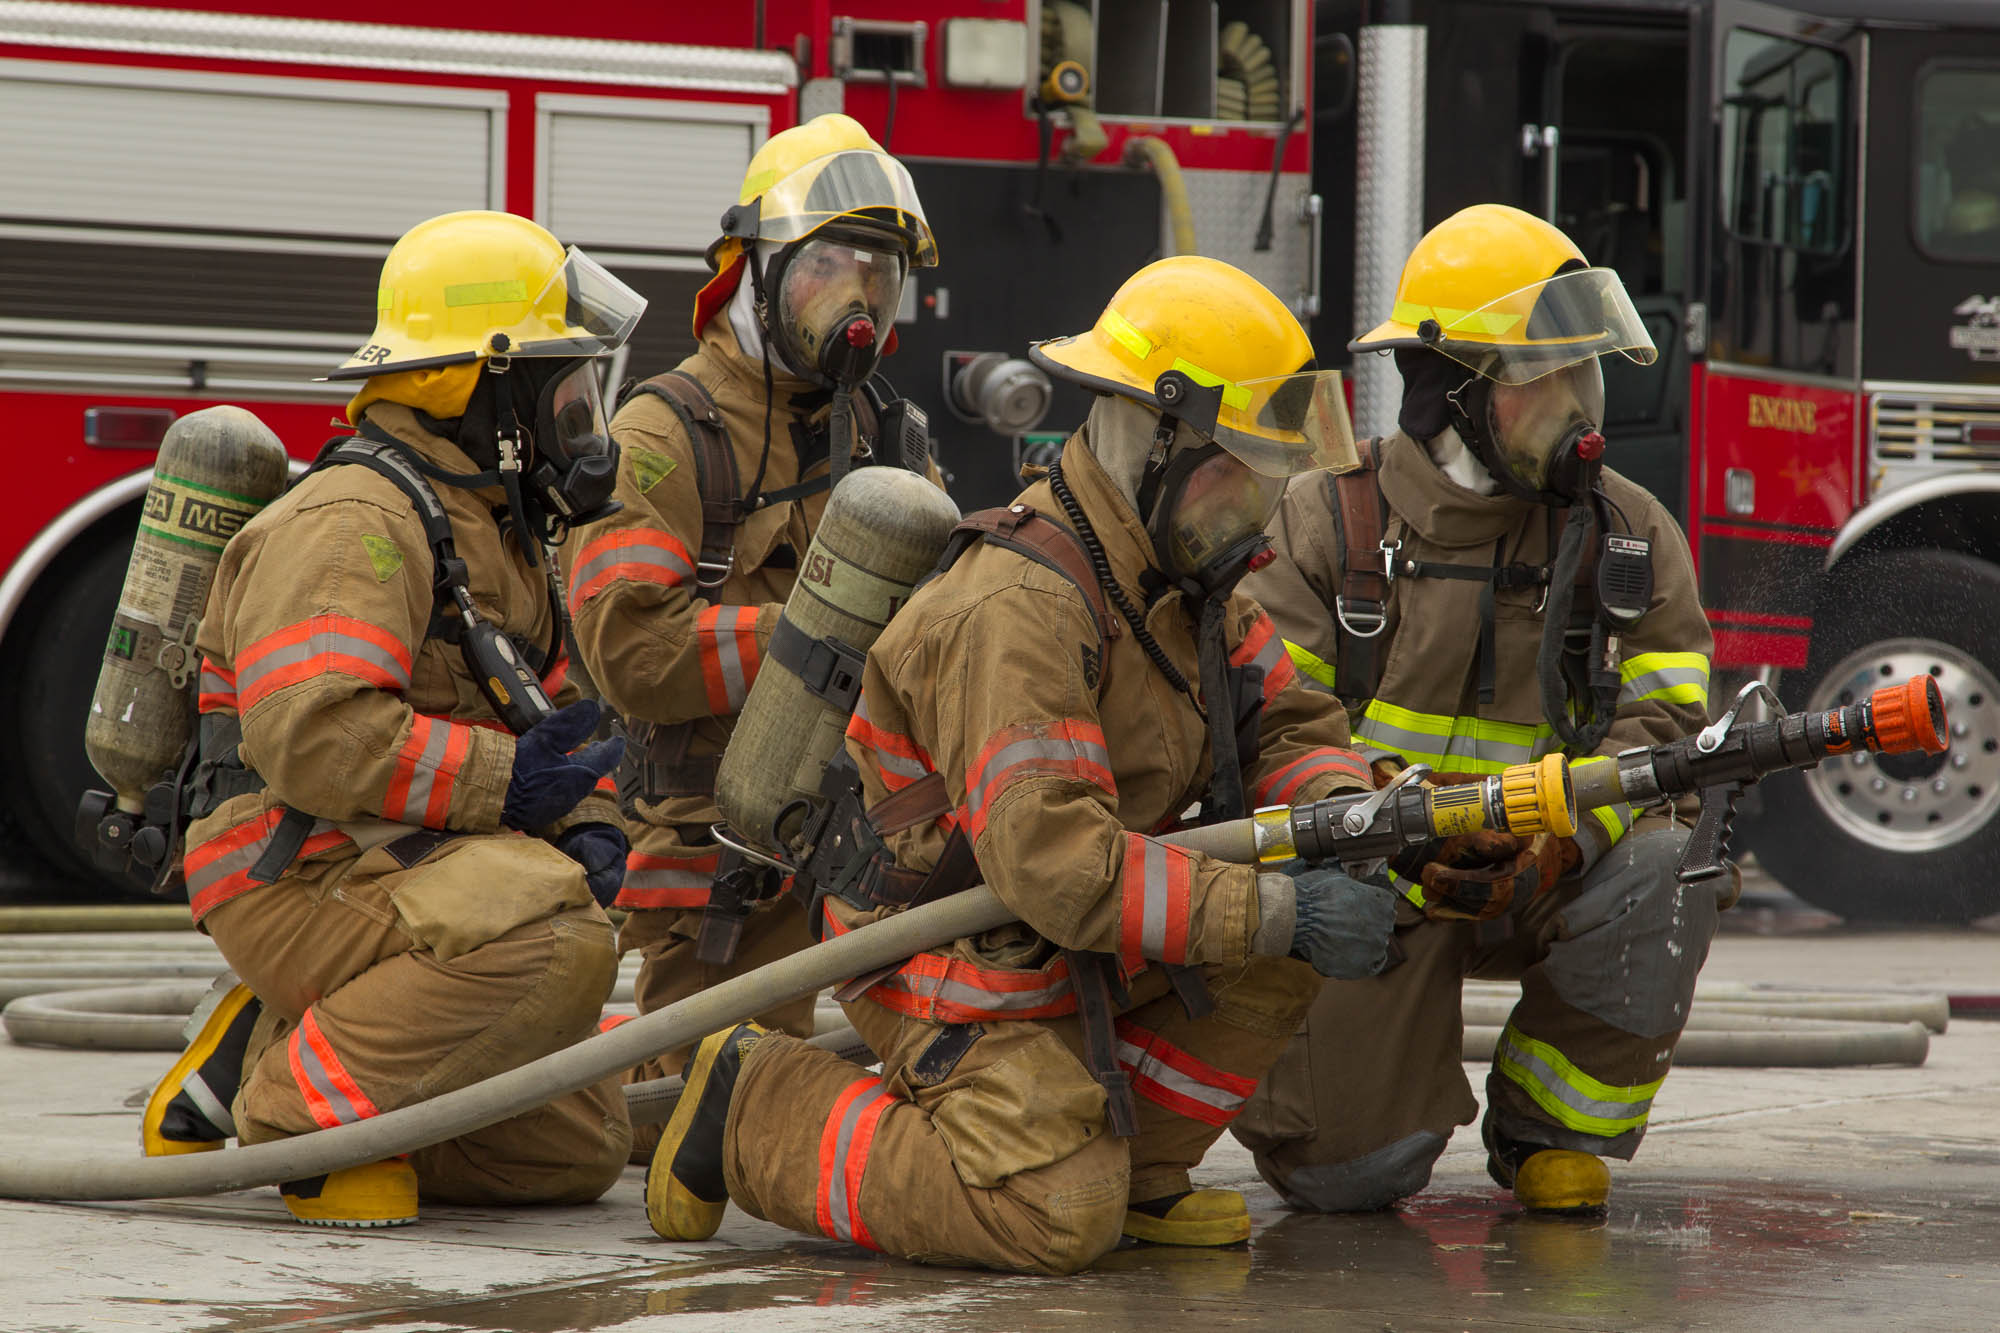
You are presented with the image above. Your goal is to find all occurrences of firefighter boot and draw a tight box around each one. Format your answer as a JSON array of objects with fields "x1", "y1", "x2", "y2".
[
  {"x1": 1486, "y1": 1125, "x2": 1610, "y2": 1215},
  {"x1": 281, "y1": 1160, "x2": 419, "y2": 1228},
  {"x1": 646, "y1": 1022, "x2": 768, "y2": 1241},
  {"x1": 1122, "y1": 1188, "x2": 1252, "y2": 1247},
  {"x1": 141, "y1": 978, "x2": 260, "y2": 1156}
]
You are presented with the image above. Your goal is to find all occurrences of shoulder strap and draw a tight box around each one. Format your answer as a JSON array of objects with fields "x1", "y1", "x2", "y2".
[
  {"x1": 1331, "y1": 436, "x2": 1389, "y2": 704},
  {"x1": 939, "y1": 504, "x2": 1121, "y2": 656},
  {"x1": 317, "y1": 439, "x2": 460, "y2": 640},
  {"x1": 626, "y1": 371, "x2": 740, "y2": 588}
]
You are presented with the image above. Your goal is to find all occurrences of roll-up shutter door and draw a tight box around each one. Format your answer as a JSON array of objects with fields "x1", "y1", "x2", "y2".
[
  {"x1": 537, "y1": 95, "x2": 767, "y2": 254},
  {"x1": 0, "y1": 59, "x2": 502, "y2": 240}
]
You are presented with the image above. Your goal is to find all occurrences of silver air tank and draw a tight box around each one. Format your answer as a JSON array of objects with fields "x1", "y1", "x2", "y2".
[
  {"x1": 717, "y1": 466, "x2": 960, "y2": 855},
  {"x1": 82, "y1": 406, "x2": 288, "y2": 876}
]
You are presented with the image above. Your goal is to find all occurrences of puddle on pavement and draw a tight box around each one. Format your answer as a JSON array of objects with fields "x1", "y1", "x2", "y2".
[{"x1": 147, "y1": 1182, "x2": 2000, "y2": 1331}]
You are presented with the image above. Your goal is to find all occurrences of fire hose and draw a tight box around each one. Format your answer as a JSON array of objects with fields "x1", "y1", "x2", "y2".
[{"x1": 0, "y1": 677, "x2": 1946, "y2": 1199}]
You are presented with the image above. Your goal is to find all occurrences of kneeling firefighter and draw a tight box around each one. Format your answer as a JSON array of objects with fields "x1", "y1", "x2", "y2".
[
  {"x1": 559, "y1": 113, "x2": 942, "y2": 1159},
  {"x1": 644, "y1": 256, "x2": 1400, "y2": 1274},
  {"x1": 139, "y1": 210, "x2": 647, "y2": 1227},
  {"x1": 1229, "y1": 204, "x2": 1721, "y2": 1216}
]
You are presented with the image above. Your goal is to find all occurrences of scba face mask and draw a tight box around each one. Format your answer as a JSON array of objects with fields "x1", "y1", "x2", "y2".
[
  {"x1": 525, "y1": 358, "x2": 619, "y2": 525},
  {"x1": 1143, "y1": 443, "x2": 1284, "y2": 595},
  {"x1": 764, "y1": 231, "x2": 907, "y2": 386},
  {"x1": 1451, "y1": 356, "x2": 1607, "y2": 504}
]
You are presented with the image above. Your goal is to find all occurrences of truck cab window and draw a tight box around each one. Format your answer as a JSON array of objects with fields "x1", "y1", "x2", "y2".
[
  {"x1": 1915, "y1": 66, "x2": 2000, "y2": 262},
  {"x1": 1720, "y1": 29, "x2": 1847, "y2": 255}
]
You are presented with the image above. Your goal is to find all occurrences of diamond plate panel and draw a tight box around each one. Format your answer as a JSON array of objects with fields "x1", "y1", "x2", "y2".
[
  {"x1": 1167, "y1": 167, "x2": 1314, "y2": 315},
  {"x1": 1352, "y1": 24, "x2": 1426, "y2": 439}
]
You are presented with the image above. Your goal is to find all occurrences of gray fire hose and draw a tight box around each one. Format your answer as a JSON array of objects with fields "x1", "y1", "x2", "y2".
[{"x1": 0, "y1": 885, "x2": 1015, "y2": 1201}]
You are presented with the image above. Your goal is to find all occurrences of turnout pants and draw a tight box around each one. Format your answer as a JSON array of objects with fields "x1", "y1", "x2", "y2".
[
  {"x1": 1233, "y1": 818, "x2": 1725, "y2": 1212},
  {"x1": 617, "y1": 892, "x2": 819, "y2": 1161},
  {"x1": 721, "y1": 953, "x2": 1322, "y2": 1275},
  {"x1": 204, "y1": 831, "x2": 631, "y2": 1205}
]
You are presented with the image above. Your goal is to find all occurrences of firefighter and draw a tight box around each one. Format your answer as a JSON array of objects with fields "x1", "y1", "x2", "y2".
[
  {"x1": 1229, "y1": 204, "x2": 1721, "y2": 1216},
  {"x1": 560, "y1": 113, "x2": 939, "y2": 1158},
  {"x1": 644, "y1": 255, "x2": 1398, "y2": 1274},
  {"x1": 139, "y1": 210, "x2": 646, "y2": 1227}
]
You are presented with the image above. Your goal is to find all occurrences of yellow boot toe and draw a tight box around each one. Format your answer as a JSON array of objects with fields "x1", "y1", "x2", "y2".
[{"x1": 1122, "y1": 1188, "x2": 1252, "y2": 1247}]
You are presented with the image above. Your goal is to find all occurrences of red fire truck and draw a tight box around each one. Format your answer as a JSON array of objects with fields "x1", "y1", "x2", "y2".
[{"x1": 8, "y1": 1, "x2": 1998, "y2": 921}]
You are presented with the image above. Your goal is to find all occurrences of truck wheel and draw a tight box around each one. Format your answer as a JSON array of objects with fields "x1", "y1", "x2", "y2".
[
  {"x1": 0, "y1": 526, "x2": 135, "y2": 893},
  {"x1": 1756, "y1": 549, "x2": 2000, "y2": 922}
]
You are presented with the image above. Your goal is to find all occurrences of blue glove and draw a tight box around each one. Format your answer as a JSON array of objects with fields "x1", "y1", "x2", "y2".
[
  {"x1": 555, "y1": 822, "x2": 628, "y2": 907},
  {"x1": 502, "y1": 699, "x2": 625, "y2": 831},
  {"x1": 1287, "y1": 862, "x2": 1397, "y2": 980}
]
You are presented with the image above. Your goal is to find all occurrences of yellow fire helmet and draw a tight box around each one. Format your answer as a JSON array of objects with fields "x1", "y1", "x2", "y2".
[
  {"x1": 1350, "y1": 203, "x2": 1657, "y2": 384},
  {"x1": 326, "y1": 210, "x2": 646, "y2": 381},
  {"x1": 714, "y1": 113, "x2": 937, "y2": 271},
  {"x1": 1031, "y1": 254, "x2": 1358, "y2": 478}
]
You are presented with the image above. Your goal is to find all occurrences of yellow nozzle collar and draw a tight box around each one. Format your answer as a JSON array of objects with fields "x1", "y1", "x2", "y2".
[{"x1": 1499, "y1": 755, "x2": 1576, "y2": 838}]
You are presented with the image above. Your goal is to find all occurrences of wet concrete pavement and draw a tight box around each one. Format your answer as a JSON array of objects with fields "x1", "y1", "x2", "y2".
[{"x1": 4, "y1": 886, "x2": 1998, "y2": 1332}]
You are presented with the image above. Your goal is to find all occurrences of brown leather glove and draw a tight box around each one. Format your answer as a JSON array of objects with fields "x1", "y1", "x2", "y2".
[{"x1": 1406, "y1": 831, "x2": 1577, "y2": 922}]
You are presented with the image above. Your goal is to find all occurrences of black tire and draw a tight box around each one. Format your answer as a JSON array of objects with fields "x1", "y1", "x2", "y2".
[
  {"x1": 0, "y1": 526, "x2": 137, "y2": 895},
  {"x1": 1754, "y1": 548, "x2": 2000, "y2": 923}
]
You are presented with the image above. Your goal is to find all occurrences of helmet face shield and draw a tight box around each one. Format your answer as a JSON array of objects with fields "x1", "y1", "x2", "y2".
[
  {"x1": 538, "y1": 359, "x2": 613, "y2": 467},
  {"x1": 744, "y1": 149, "x2": 937, "y2": 266},
  {"x1": 1425, "y1": 267, "x2": 1657, "y2": 385},
  {"x1": 1476, "y1": 357, "x2": 1606, "y2": 492},
  {"x1": 772, "y1": 234, "x2": 907, "y2": 369},
  {"x1": 508, "y1": 247, "x2": 647, "y2": 359},
  {"x1": 1205, "y1": 369, "x2": 1360, "y2": 478}
]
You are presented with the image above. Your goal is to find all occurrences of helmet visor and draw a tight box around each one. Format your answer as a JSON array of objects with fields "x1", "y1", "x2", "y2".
[
  {"x1": 510, "y1": 247, "x2": 648, "y2": 359},
  {"x1": 1427, "y1": 267, "x2": 1657, "y2": 385},
  {"x1": 1210, "y1": 369, "x2": 1360, "y2": 478},
  {"x1": 751, "y1": 149, "x2": 938, "y2": 267},
  {"x1": 1482, "y1": 358, "x2": 1606, "y2": 491},
  {"x1": 1162, "y1": 450, "x2": 1287, "y2": 577}
]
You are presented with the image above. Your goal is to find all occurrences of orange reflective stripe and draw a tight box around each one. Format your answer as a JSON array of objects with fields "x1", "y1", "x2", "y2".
[
  {"x1": 815, "y1": 1076, "x2": 893, "y2": 1248},
  {"x1": 236, "y1": 614, "x2": 413, "y2": 711},
  {"x1": 197, "y1": 662, "x2": 238, "y2": 713},
  {"x1": 1114, "y1": 1017, "x2": 1257, "y2": 1126},
  {"x1": 846, "y1": 695, "x2": 935, "y2": 792},
  {"x1": 961, "y1": 719, "x2": 1115, "y2": 841},
  {"x1": 382, "y1": 713, "x2": 476, "y2": 827},
  {"x1": 1230, "y1": 613, "x2": 1295, "y2": 705},
  {"x1": 540, "y1": 653, "x2": 569, "y2": 696},
  {"x1": 696, "y1": 605, "x2": 762, "y2": 713},
  {"x1": 1255, "y1": 747, "x2": 1372, "y2": 806},
  {"x1": 1119, "y1": 834, "x2": 1194, "y2": 971},
  {"x1": 861, "y1": 949, "x2": 1078, "y2": 1024},
  {"x1": 568, "y1": 528, "x2": 695, "y2": 610},
  {"x1": 615, "y1": 848, "x2": 720, "y2": 910},
  {"x1": 185, "y1": 809, "x2": 349, "y2": 922},
  {"x1": 288, "y1": 1007, "x2": 380, "y2": 1130}
]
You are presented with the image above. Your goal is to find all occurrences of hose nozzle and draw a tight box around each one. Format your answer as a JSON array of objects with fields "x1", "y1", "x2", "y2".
[
  {"x1": 1498, "y1": 754, "x2": 1576, "y2": 838},
  {"x1": 1863, "y1": 676, "x2": 1948, "y2": 755}
]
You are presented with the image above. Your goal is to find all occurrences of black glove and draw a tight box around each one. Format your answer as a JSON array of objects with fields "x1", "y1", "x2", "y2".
[
  {"x1": 1288, "y1": 861, "x2": 1397, "y2": 980},
  {"x1": 555, "y1": 822, "x2": 628, "y2": 908},
  {"x1": 502, "y1": 699, "x2": 624, "y2": 831}
]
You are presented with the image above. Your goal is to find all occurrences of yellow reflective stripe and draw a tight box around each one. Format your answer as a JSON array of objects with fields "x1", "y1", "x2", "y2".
[
  {"x1": 1284, "y1": 639, "x2": 1338, "y2": 692},
  {"x1": 1389, "y1": 300, "x2": 1522, "y2": 337},
  {"x1": 1618, "y1": 652, "x2": 1711, "y2": 707},
  {"x1": 1495, "y1": 1024, "x2": 1662, "y2": 1137},
  {"x1": 1101, "y1": 305, "x2": 1154, "y2": 361},
  {"x1": 443, "y1": 279, "x2": 528, "y2": 307},
  {"x1": 1169, "y1": 357, "x2": 1253, "y2": 411},
  {"x1": 1355, "y1": 700, "x2": 1556, "y2": 773},
  {"x1": 1568, "y1": 756, "x2": 1633, "y2": 851},
  {"x1": 1386, "y1": 864, "x2": 1425, "y2": 908}
]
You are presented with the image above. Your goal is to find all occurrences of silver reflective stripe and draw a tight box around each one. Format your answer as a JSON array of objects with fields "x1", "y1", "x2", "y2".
[
  {"x1": 1618, "y1": 663, "x2": 1709, "y2": 706},
  {"x1": 625, "y1": 862, "x2": 713, "y2": 890},
  {"x1": 237, "y1": 629, "x2": 410, "y2": 698},
  {"x1": 398, "y1": 719, "x2": 452, "y2": 820},
  {"x1": 571, "y1": 535, "x2": 692, "y2": 590},
  {"x1": 824, "y1": 1080, "x2": 885, "y2": 1242},
  {"x1": 292, "y1": 1024, "x2": 369, "y2": 1125},
  {"x1": 1496, "y1": 1030, "x2": 1655, "y2": 1131},
  {"x1": 1354, "y1": 714, "x2": 1554, "y2": 769},
  {"x1": 890, "y1": 969, "x2": 1073, "y2": 1015},
  {"x1": 710, "y1": 613, "x2": 751, "y2": 709},
  {"x1": 1116, "y1": 1038, "x2": 1245, "y2": 1116},
  {"x1": 184, "y1": 838, "x2": 267, "y2": 899},
  {"x1": 1139, "y1": 839, "x2": 1171, "y2": 959},
  {"x1": 179, "y1": 1068, "x2": 236, "y2": 1136},
  {"x1": 963, "y1": 736, "x2": 1111, "y2": 816},
  {"x1": 199, "y1": 667, "x2": 234, "y2": 695}
]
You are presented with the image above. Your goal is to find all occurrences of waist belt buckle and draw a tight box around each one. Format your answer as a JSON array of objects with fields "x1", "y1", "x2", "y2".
[{"x1": 1335, "y1": 595, "x2": 1387, "y2": 639}]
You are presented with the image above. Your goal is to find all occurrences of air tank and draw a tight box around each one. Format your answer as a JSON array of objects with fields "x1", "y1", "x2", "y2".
[
  {"x1": 717, "y1": 466, "x2": 960, "y2": 854},
  {"x1": 84, "y1": 406, "x2": 289, "y2": 819}
]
